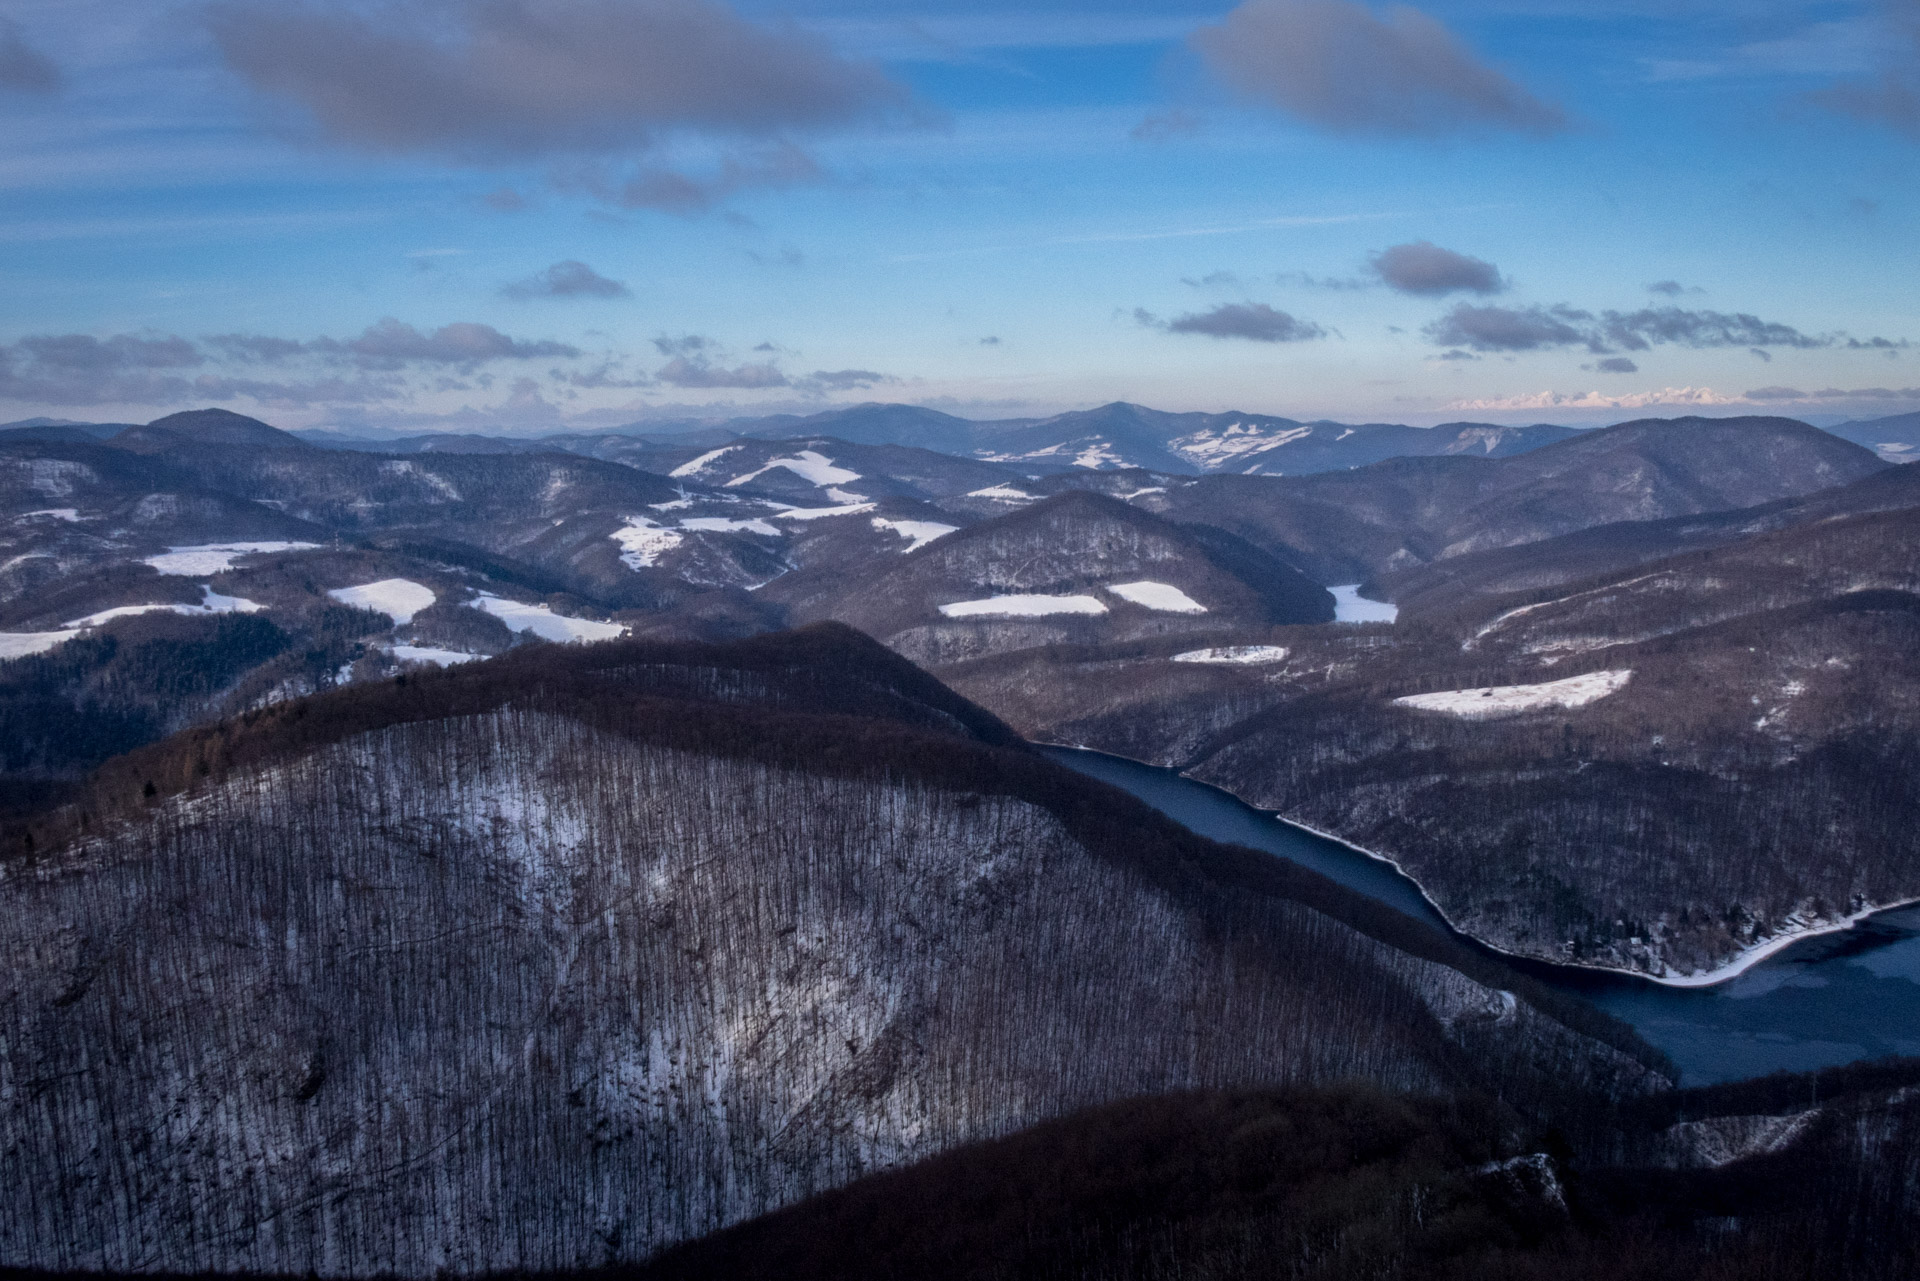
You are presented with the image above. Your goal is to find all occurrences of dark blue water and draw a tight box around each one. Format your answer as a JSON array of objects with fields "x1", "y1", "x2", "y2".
[{"x1": 1044, "y1": 745, "x2": 1920, "y2": 1084}]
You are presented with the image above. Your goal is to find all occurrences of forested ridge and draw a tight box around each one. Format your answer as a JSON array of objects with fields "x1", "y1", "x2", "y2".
[{"x1": 0, "y1": 624, "x2": 1662, "y2": 1274}]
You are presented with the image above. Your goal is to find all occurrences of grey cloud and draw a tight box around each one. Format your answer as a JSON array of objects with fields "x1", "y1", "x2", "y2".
[
  {"x1": 1369, "y1": 240, "x2": 1505, "y2": 295},
  {"x1": 1434, "y1": 349, "x2": 1479, "y2": 362},
  {"x1": 1597, "y1": 308, "x2": 1824, "y2": 351},
  {"x1": 0, "y1": 332, "x2": 406, "y2": 408},
  {"x1": 1425, "y1": 304, "x2": 1591, "y2": 351},
  {"x1": 652, "y1": 334, "x2": 714, "y2": 357},
  {"x1": 1646, "y1": 279, "x2": 1700, "y2": 296},
  {"x1": 0, "y1": 18, "x2": 60, "y2": 94},
  {"x1": 208, "y1": 0, "x2": 915, "y2": 156},
  {"x1": 1811, "y1": 0, "x2": 1920, "y2": 138},
  {"x1": 1593, "y1": 357, "x2": 1639, "y2": 373},
  {"x1": 592, "y1": 143, "x2": 825, "y2": 214},
  {"x1": 805, "y1": 369, "x2": 891, "y2": 390},
  {"x1": 1274, "y1": 270, "x2": 1370, "y2": 290},
  {"x1": 1131, "y1": 109, "x2": 1203, "y2": 142},
  {"x1": 1189, "y1": 0, "x2": 1566, "y2": 137},
  {"x1": 1751, "y1": 347, "x2": 1772, "y2": 362},
  {"x1": 1182, "y1": 270, "x2": 1243, "y2": 289},
  {"x1": 482, "y1": 186, "x2": 530, "y2": 211},
  {"x1": 1161, "y1": 302, "x2": 1327, "y2": 343},
  {"x1": 655, "y1": 356, "x2": 788, "y2": 388},
  {"x1": 979, "y1": 336, "x2": 1001, "y2": 345},
  {"x1": 501, "y1": 260, "x2": 631, "y2": 299}
]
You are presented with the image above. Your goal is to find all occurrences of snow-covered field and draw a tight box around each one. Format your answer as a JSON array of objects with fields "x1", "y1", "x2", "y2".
[
  {"x1": 726, "y1": 449, "x2": 861, "y2": 489},
  {"x1": 679, "y1": 516, "x2": 780, "y2": 536},
  {"x1": 964, "y1": 485, "x2": 1034, "y2": 503},
  {"x1": 775, "y1": 501, "x2": 876, "y2": 521},
  {"x1": 1393, "y1": 669, "x2": 1632, "y2": 718},
  {"x1": 468, "y1": 593, "x2": 627, "y2": 643},
  {"x1": 68, "y1": 585, "x2": 263, "y2": 628},
  {"x1": 612, "y1": 518, "x2": 684, "y2": 570},
  {"x1": 21, "y1": 508, "x2": 79, "y2": 522},
  {"x1": 938, "y1": 594, "x2": 1109, "y2": 618},
  {"x1": 1172, "y1": 645, "x2": 1290, "y2": 665},
  {"x1": 1331, "y1": 585, "x2": 1399, "y2": 624},
  {"x1": 871, "y1": 518, "x2": 957, "y2": 552},
  {"x1": 0, "y1": 629, "x2": 80, "y2": 659},
  {"x1": 1169, "y1": 422, "x2": 1310, "y2": 469},
  {"x1": 667, "y1": 446, "x2": 737, "y2": 478},
  {"x1": 327, "y1": 579, "x2": 435, "y2": 624},
  {"x1": 144, "y1": 541, "x2": 320, "y2": 575},
  {"x1": 1108, "y1": 581, "x2": 1207, "y2": 613},
  {"x1": 388, "y1": 645, "x2": 480, "y2": 667}
]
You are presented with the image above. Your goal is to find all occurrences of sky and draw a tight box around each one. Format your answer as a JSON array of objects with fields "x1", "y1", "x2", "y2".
[{"x1": 1, "y1": 0, "x2": 1917, "y2": 432}]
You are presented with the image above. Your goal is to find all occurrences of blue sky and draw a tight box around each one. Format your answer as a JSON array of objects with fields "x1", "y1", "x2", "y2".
[{"x1": 1, "y1": 0, "x2": 1916, "y2": 430}]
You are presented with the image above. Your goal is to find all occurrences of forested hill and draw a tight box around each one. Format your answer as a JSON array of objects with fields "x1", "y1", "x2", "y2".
[{"x1": 0, "y1": 624, "x2": 1660, "y2": 1275}]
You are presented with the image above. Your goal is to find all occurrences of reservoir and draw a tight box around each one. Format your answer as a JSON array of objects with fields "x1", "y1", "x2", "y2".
[{"x1": 1044, "y1": 745, "x2": 1920, "y2": 1085}]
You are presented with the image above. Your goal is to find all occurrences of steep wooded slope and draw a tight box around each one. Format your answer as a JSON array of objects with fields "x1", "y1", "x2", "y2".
[
  {"x1": 1131, "y1": 416, "x2": 1887, "y2": 582},
  {"x1": 779, "y1": 490, "x2": 1333, "y2": 666},
  {"x1": 0, "y1": 627, "x2": 1658, "y2": 1275},
  {"x1": 944, "y1": 498, "x2": 1920, "y2": 979}
]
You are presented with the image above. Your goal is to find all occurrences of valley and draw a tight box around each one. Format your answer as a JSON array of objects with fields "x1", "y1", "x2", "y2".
[{"x1": 3, "y1": 402, "x2": 1919, "y2": 1274}]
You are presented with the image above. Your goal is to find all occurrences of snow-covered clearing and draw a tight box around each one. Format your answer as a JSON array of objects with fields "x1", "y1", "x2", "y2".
[
  {"x1": 1171, "y1": 422, "x2": 1309, "y2": 468},
  {"x1": 871, "y1": 517, "x2": 957, "y2": 552},
  {"x1": 21, "y1": 508, "x2": 79, "y2": 522},
  {"x1": 1172, "y1": 645, "x2": 1290, "y2": 665},
  {"x1": 144, "y1": 541, "x2": 320, "y2": 575},
  {"x1": 68, "y1": 585, "x2": 264, "y2": 628},
  {"x1": 726, "y1": 449, "x2": 861, "y2": 489},
  {"x1": 775, "y1": 502, "x2": 876, "y2": 521},
  {"x1": 939, "y1": 594, "x2": 1108, "y2": 618},
  {"x1": 1393, "y1": 669, "x2": 1632, "y2": 718},
  {"x1": 667, "y1": 446, "x2": 737, "y2": 478},
  {"x1": 327, "y1": 578, "x2": 435, "y2": 624},
  {"x1": 1072, "y1": 440, "x2": 1124, "y2": 469},
  {"x1": 1331, "y1": 585, "x2": 1398, "y2": 624},
  {"x1": 468, "y1": 593, "x2": 626, "y2": 643},
  {"x1": 679, "y1": 516, "x2": 780, "y2": 536},
  {"x1": 1108, "y1": 581, "x2": 1207, "y2": 614},
  {"x1": 388, "y1": 645, "x2": 481, "y2": 667},
  {"x1": 611, "y1": 518, "x2": 684, "y2": 569},
  {"x1": 0, "y1": 629, "x2": 81, "y2": 659},
  {"x1": 965, "y1": 485, "x2": 1034, "y2": 502}
]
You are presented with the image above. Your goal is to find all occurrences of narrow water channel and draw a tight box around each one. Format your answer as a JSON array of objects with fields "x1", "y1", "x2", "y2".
[{"x1": 1044, "y1": 745, "x2": 1920, "y2": 1085}]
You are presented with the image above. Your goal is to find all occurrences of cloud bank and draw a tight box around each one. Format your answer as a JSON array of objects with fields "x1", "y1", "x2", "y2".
[{"x1": 1426, "y1": 303, "x2": 1903, "y2": 355}]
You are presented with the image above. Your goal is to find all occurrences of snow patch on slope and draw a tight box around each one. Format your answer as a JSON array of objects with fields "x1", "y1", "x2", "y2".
[
  {"x1": 612, "y1": 517, "x2": 685, "y2": 569},
  {"x1": 668, "y1": 446, "x2": 737, "y2": 478},
  {"x1": 939, "y1": 594, "x2": 1109, "y2": 619},
  {"x1": 468, "y1": 593, "x2": 626, "y2": 643},
  {"x1": 1108, "y1": 581, "x2": 1207, "y2": 613},
  {"x1": 0, "y1": 630, "x2": 81, "y2": 659},
  {"x1": 1393, "y1": 670, "x2": 1632, "y2": 718},
  {"x1": 871, "y1": 517, "x2": 957, "y2": 552},
  {"x1": 1172, "y1": 645, "x2": 1290, "y2": 665},
  {"x1": 725, "y1": 450, "x2": 861, "y2": 489},
  {"x1": 327, "y1": 579, "x2": 435, "y2": 624},
  {"x1": 145, "y1": 541, "x2": 320, "y2": 575},
  {"x1": 69, "y1": 585, "x2": 265, "y2": 628}
]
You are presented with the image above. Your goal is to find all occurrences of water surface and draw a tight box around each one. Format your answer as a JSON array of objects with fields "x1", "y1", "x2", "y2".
[{"x1": 1045, "y1": 745, "x2": 1920, "y2": 1084}]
